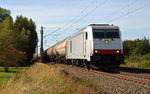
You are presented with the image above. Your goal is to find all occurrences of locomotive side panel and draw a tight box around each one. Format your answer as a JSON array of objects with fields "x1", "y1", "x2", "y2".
[
  {"x1": 66, "y1": 32, "x2": 85, "y2": 59},
  {"x1": 84, "y1": 27, "x2": 93, "y2": 61},
  {"x1": 66, "y1": 27, "x2": 93, "y2": 61}
]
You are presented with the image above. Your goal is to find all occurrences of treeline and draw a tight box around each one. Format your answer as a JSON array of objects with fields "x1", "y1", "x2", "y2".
[
  {"x1": 123, "y1": 37, "x2": 150, "y2": 56},
  {"x1": 0, "y1": 7, "x2": 37, "y2": 72}
]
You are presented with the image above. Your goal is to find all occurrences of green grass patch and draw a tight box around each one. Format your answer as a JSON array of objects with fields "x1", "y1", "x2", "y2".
[
  {"x1": 121, "y1": 53, "x2": 150, "y2": 69},
  {"x1": 0, "y1": 67, "x2": 30, "y2": 87},
  {"x1": 0, "y1": 63, "x2": 96, "y2": 94}
]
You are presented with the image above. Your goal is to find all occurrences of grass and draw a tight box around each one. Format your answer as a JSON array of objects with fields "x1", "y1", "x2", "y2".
[
  {"x1": 0, "y1": 63, "x2": 97, "y2": 94},
  {"x1": 0, "y1": 67, "x2": 30, "y2": 87},
  {"x1": 72, "y1": 76, "x2": 97, "y2": 89},
  {"x1": 121, "y1": 53, "x2": 150, "y2": 69}
]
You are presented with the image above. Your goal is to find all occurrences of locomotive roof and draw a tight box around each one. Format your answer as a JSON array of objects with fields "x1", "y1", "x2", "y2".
[
  {"x1": 89, "y1": 24, "x2": 110, "y2": 26},
  {"x1": 69, "y1": 24, "x2": 119, "y2": 38},
  {"x1": 80, "y1": 24, "x2": 119, "y2": 31}
]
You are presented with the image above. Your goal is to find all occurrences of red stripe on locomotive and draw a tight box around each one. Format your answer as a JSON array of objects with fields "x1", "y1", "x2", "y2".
[{"x1": 94, "y1": 49, "x2": 121, "y2": 54}]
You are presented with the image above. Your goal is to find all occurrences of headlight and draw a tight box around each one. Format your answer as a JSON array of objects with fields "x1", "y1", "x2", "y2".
[
  {"x1": 114, "y1": 50, "x2": 121, "y2": 54},
  {"x1": 94, "y1": 50, "x2": 100, "y2": 54},
  {"x1": 105, "y1": 40, "x2": 109, "y2": 44},
  {"x1": 94, "y1": 50, "x2": 98, "y2": 54},
  {"x1": 116, "y1": 50, "x2": 120, "y2": 54}
]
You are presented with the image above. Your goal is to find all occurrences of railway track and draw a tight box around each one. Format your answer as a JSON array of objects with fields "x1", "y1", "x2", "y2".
[
  {"x1": 90, "y1": 69, "x2": 150, "y2": 86},
  {"x1": 46, "y1": 62, "x2": 150, "y2": 93},
  {"x1": 48, "y1": 62, "x2": 150, "y2": 86},
  {"x1": 119, "y1": 66, "x2": 150, "y2": 73},
  {"x1": 119, "y1": 71, "x2": 150, "y2": 80},
  {"x1": 67, "y1": 65, "x2": 150, "y2": 86}
]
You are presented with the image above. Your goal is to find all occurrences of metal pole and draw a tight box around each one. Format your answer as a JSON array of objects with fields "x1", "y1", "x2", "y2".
[{"x1": 40, "y1": 26, "x2": 44, "y2": 62}]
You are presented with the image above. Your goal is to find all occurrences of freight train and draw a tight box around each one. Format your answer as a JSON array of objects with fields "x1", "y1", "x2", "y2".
[{"x1": 43, "y1": 24, "x2": 124, "y2": 69}]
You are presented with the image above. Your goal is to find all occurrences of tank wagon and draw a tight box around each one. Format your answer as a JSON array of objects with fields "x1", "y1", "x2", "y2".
[{"x1": 44, "y1": 24, "x2": 124, "y2": 69}]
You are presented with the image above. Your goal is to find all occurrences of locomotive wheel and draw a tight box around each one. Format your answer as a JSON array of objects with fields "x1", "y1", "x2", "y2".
[
  {"x1": 71, "y1": 60, "x2": 76, "y2": 66},
  {"x1": 83, "y1": 64, "x2": 88, "y2": 69},
  {"x1": 80, "y1": 60, "x2": 84, "y2": 68},
  {"x1": 67, "y1": 60, "x2": 71, "y2": 65},
  {"x1": 75, "y1": 60, "x2": 79, "y2": 66},
  {"x1": 87, "y1": 62, "x2": 92, "y2": 70},
  {"x1": 83, "y1": 60, "x2": 88, "y2": 69}
]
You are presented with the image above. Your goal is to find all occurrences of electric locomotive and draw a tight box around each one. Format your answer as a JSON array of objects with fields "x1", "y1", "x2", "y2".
[{"x1": 44, "y1": 24, "x2": 124, "y2": 69}]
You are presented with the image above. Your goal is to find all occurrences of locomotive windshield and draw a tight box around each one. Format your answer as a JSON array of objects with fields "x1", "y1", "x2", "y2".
[{"x1": 93, "y1": 29, "x2": 119, "y2": 38}]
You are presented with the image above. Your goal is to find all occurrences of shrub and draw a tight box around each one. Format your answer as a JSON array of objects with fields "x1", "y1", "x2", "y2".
[
  {"x1": 144, "y1": 60, "x2": 150, "y2": 66},
  {"x1": 128, "y1": 55, "x2": 142, "y2": 62},
  {"x1": 142, "y1": 53, "x2": 150, "y2": 60}
]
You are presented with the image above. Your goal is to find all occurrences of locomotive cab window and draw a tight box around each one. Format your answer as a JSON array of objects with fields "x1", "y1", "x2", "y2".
[
  {"x1": 93, "y1": 29, "x2": 119, "y2": 39},
  {"x1": 106, "y1": 30, "x2": 119, "y2": 38},
  {"x1": 93, "y1": 30, "x2": 105, "y2": 38}
]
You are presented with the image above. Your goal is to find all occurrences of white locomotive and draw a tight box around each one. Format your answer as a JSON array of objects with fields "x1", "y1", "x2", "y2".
[{"x1": 44, "y1": 24, "x2": 124, "y2": 69}]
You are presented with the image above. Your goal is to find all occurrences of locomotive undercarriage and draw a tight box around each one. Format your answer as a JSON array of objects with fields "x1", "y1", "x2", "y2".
[
  {"x1": 91, "y1": 54, "x2": 124, "y2": 69},
  {"x1": 45, "y1": 54, "x2": 124, "y2": 70}
]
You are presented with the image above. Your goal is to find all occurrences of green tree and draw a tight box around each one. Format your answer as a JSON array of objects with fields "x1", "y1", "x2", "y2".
[
  {"x1": 15, "y1": 15, "x2": 38, "y2": 64},
  {"x1": 132, "y1": 37, "x2": 150, "y2": 55},
  {"x1": 123, "y1": 37, "x2": 150, "y2": 56},
  {"x1": 0, "y1": 18, "x2": 26, "y2": 72},
  {"x1": 0, "y1": 7, "x2": 11, "y2": 22},
  {"x1": 123, "y1": 40, "x2": 134, "y2": 56}
]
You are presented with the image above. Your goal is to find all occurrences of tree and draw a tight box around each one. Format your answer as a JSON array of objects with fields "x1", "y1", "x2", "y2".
[
  {"x1": 0, "y1": 7, "x2": 11, "y2": 22},
  {"x1": 0, "y1": 18, "x2": 26, "y2": 72},
  {"x1": 123, "y1": 37, "x2": 150, "y2": 56},
  {"x1": 0, "y1": 7, "x2": 38, "y2": 71},
  {"x1": 132, "y1": 37, "x2": 150, "y2": 55},
  {"x1": 15, "y1": 15, "x2": 38, "y2": 64},
  {"x1": 123, "y1": 40, "x2": 134, "y2": 56}
]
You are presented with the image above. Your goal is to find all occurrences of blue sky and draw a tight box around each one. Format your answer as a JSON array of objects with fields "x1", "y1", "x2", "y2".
[{"x1": 1, "y1": 0, "x2": 150, "y2": 49}]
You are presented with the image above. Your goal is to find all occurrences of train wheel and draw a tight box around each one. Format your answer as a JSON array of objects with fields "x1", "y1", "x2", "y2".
[
  {"x1": 84, "y1": 65, "x2": 88, "y2": 69},
  {"x1": 67, "y1": 60, "x2": 70, "y2": 65},
  {"x1": 80, "y1": 60, "x2": 84, "y2": 68},
  {"x1": 75, "y1": 60, "x2": 79, "y2": 66},
  {"x1": 82, "y1": 60, "x2": 87, "y2": 69},
  {"x1": 88, "y1": 62, "x2": 92, "y2": 70},
  {"x1": 71, "y1": 60, "x2": 75, "y2": 66}
]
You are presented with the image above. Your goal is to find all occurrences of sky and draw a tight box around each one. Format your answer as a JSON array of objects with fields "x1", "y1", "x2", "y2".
[{"x1": 1, "y1": 0, "x2": 150, "y2": 50}]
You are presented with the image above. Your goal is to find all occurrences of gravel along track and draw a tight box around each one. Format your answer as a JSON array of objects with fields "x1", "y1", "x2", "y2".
[{"x1": 53, "y1": 63, "x2": 150, "y2": 94}]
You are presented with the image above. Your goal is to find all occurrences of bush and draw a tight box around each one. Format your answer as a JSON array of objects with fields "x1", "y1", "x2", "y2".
[
  {"x1": 144, "y1": 60, "x2": 150, "y2": 66},
  {"x1": 123, "y1": 54, "x2": 150, "y2": 69},
  {"x1": 142, "y1": 53, "x2": 150, "y2": 60},
  {"x1": 123, "y1": 37, "x2": 150, "y2": 56},
  {"x1": 128, "y1": 55, "x2": 142, "y2": 62}
]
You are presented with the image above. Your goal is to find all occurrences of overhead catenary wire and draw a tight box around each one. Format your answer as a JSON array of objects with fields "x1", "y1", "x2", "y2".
[
  {"x1": 60, "y1": 0, "x2": 96, "y2": 28},
  {"x1": 37, "y1": 1, "x2": 150, "y2": 53},
  {"x1": 38, "y1": 0, "x2": 98, "y2": 48},
  {"x1": 58, "y1": 0, "x2": 108, "y2": 35},
  {"x1": 107, "y1": 0, "x2": 139, "y2": 18},
  {"x1": 42, "y1": 0, "x2": 96, "y2": 38},
  {"x1": 43, "y1": 27, "x2": 61, "y2": 38},
  {"x1": 108, "y1": 2, "x2": 150, "y2": 22}
]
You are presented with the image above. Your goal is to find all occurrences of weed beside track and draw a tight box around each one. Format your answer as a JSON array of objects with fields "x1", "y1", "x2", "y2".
[{"x1": 0, "y1": 62, "x2": 95, "y2": 94}]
